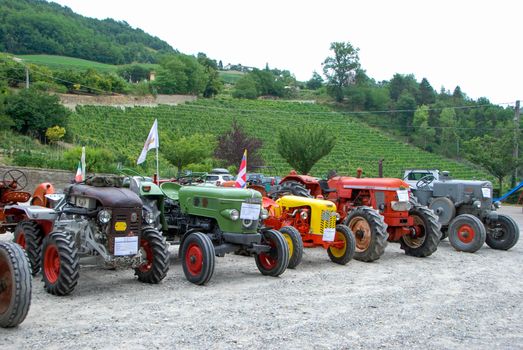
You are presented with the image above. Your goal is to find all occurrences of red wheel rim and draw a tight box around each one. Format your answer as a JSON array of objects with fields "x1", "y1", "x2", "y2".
[
  {"x1": 0, "y1": 252, "x2": 13, "y2": 314},
  {"x1": 44, "y1": 245, "x2": 60, "y2": 283},
  {"x1": 138, "y1": 239, "x2": 153, "y2": 272},
  {"x1": 457, "y1": 224, "x2": 475, "y2": 243},
  {"x1": 186, "y1": 243, "x2": 203, "y2": 277},
  {"x1": 259, "y1": 237, "x2": 277, "y2": 270},
  {"x1": 16, "y1": 232, "x2": 26, "y2": 249}
]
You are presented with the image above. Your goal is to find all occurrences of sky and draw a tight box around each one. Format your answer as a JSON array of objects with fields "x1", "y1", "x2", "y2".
[{"x1": 50, "y1": 0, "x2": 522, "y2": 105}]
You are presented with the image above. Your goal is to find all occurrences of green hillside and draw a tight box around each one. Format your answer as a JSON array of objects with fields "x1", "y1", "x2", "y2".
[{"x1": 68, "y1": 99, "x2": 492, "y2": 180}]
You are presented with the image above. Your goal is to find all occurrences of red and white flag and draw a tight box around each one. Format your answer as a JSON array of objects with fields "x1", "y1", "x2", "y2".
[
  {"x1": 74, "y1": 161, "x2": 82, "y2": 182},
  {"x1": 235, "y1": 149, "x2": 247, "y2": 188},
  {"x1": 137, "y1": 119, "x2": 159, "y2": 165}
]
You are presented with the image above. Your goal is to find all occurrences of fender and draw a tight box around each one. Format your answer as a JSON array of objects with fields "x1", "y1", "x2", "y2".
[{"x1": 4, "y1": 204, "x2": 57, "y2": 221}]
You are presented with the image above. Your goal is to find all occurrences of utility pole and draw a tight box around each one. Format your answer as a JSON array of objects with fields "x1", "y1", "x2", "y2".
[
  {"x1": 512, "y1": 100, "x2": 520, "y2": 188},
  {"x1": 25, "y1": 65, "x2": 29, "y2": 89}
]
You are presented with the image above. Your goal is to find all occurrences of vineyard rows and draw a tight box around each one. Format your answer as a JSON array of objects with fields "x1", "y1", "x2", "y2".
[{"x1": 69, "y1": 100, "x2": 492, "y2": 179}]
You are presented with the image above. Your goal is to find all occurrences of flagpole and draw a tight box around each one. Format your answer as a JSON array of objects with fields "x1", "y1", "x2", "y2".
[{"x1": 156, "y1": 146, "x2": 160, "y2": 183}]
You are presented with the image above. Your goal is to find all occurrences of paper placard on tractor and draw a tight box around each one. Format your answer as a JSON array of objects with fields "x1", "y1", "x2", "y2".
[
  {"x1": 114, "y1": 236, "x2": 139, "y2": 256},
  {"x1": 323, "y1": 228, "x2": 336, "y2": 242},
  {"x1": 396, "y1": 190, "x2": 409, "y2": 202},
  {"x1": 482, "y1": 187, "x2": 491, "y2": 198},
  {"x1": 240, "y1": 203, "x2": 260, "y2": 220}
]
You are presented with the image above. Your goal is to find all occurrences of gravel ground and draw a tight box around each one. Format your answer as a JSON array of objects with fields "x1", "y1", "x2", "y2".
[{"x1": 1, "y1": 206, "x2": 522, "y2": 350}]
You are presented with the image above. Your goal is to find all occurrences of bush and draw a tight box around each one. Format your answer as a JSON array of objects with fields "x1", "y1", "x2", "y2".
[{"x1": 63, "y1": 147, "x2": 117, "y2": 173}]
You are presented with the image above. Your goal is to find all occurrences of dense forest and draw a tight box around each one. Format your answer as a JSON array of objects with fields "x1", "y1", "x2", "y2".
[{"x1": 0, "y1": 0, "x2": 175, "y2": 64}]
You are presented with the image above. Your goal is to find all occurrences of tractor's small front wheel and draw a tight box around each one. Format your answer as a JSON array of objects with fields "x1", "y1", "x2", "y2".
[
  {"x1": 181, "y1": 232, "x2": 215, "y2": 285},
  {"x1": 345, "y1": 206, "x2": 388, "y2": 262},
  {"x1": 327, "y1": 224, "x2": 356, "y2": 265},
  {"x1": 41, "y1": 231, "x2": 80, "y2": 296},
  {"x1": 255, "y1": 229, "x2": 289, "y2": 277},
  {"x1": 485, "y1": 214, "x2": 520, "y2": 250},
  {"x1": 448, "y1": 214, "x2": 486, "y2": 253},
  {"x1": 13, "y1": 221, "x2": 42, "y2": 276},
  {"x1": 279, "y1": 226, "x2": 303, "y2": 269},
  {"x1": 0, "y1": 242, "x2": 31, "y2": 328},
  {"x1": 135, "y1": 228, "x2": 170, "y2": 284}
]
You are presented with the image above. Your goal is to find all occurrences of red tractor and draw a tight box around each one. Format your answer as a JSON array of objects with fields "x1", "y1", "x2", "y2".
[{"x1": 273, "y1": 171, "x2": 441, "y2": 262}]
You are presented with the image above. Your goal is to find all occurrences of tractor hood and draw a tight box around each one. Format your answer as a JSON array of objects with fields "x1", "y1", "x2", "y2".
[
  {"x1": 179, "y1": 186, "x2": 262, "y2": 203},
  {"x1": 66, "y1": 184, "x2": 143, "y2": 208},
  {"x1": 276, "y1": 195, "x2": 336, "y2": 211},
  {"x1": 333, "y1": 177, "x2": 410, "y2": 191}
]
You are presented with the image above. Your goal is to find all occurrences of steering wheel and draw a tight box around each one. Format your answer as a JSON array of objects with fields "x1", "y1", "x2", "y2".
[
  {"x1": 415, "y1": 175, "x2": 435, "y2": 190},
  {"x1": 118, "y1": 167, "x2": 145, "y2": 180},
  {"x1": 2, "y1": 170, "x2": 28, "y2": 190}
]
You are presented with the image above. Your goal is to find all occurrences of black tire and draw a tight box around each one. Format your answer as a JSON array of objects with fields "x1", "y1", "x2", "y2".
[
  {"x1": 270, "y1": 180, "x2": 312, "y2": 199},
  {"x1": 344, "y1": 206, "x2": 388, "y2": 262},
  {"x1": 41, "y1": 231, "x2": 80, "y2": 296},
  {"x1": 13, "y1": 221, "x2": 42, "y2": 276},
  {"x1": 0, "y1": 242, "x2": 31, "y2": 328},
  {"x1": 181, "y1": 232, "x2": 215, "y2": 285},
  {"x1": 327, "y1": 224, "x2": 356, "y2": 265},
  {"x1": 255, "y1": 229, "x2": 289, "y2": 277},
  {"x1": 135, "y1": 228, "x2": 170, "y2": 284},
  {"x1": 485, "y1": 214, "x2": 520, "y2": 250},
  {"x1": 400, "y1": 205, "x2": 441, "y2": 257},
  {"x1": 448, "y1": 214, "x2": 486, "y2": 253},
  {"x1": 279, "y1": 226, "x2": 304, "y2": 269},
  {"x1": 440, "y1": 228, "x2": 448, "y2": 241}
]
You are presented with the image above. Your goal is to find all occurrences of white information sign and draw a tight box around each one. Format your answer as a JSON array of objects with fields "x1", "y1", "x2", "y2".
[
  {"x1": 481, "y1": 187, "x2": 491, "y2": 198},
  {"x1": 114, "y1": 236, "x2": 139, "y2": 256},
  {"x1": 323, "y1": 228, "x2": 336, "y2": 242},
  {"x1": 397, "y1": 189, "x2": 409, "y2": 202},
  {"x1": 240, "y1": 203, "x2": 261, "y2": 220}
]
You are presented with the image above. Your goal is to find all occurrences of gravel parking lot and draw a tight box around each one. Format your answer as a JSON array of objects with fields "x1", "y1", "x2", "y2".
[{"x1": 1, "y1": 206, "x2": 522, "y2": 350}]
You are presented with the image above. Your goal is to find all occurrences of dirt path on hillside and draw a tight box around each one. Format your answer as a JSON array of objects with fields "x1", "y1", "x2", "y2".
[{"x1": 1, "y1": 207, "x2": 522, "y2": 349}]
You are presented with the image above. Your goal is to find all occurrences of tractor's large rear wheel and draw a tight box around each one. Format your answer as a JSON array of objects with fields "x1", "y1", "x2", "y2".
[
  {"x1": 485, "y1": 214, "x2": 520, "y2": 250},
  {"x1": 41, "y1": 231, "x2": 80, "y2": 296},
  {"x1": 344, "y1": 206, "x2": 388, "y2": 262},
  {"x1": 279, "y1": 226, "x2": 303, "y2": 269},
  {"x1": 0, "y1": 242, "x2": 31, "y2": 328},
  {"x1": 13, "y1": 221, "x2": 42, "y2": 276},
  {"x1": 181, "y1": 232, "x2": 215, "y2": 285},
  {"x1": 448, "y1": 214, "x2": 486, "y2": 253},
  {"x1": 271, "y1": 181, "x2": 312, "y2": 199},
  {"x1": 327, "y1": 224, "x2": 356, "y2": 265},
  {"x1": 255, "y1": 229, "x2": 289, "y2": 277},
  {"x1": 400, "y1": 205, "x2": 441, "y2": 257},
  {"x1": 135, "y1": 228, "x2": 170, "y2": 284}
]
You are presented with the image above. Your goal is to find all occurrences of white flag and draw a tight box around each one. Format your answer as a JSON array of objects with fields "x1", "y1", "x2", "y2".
[
  {"x1": 81, "y1": 146, "x2": 86, "y2": 180},
  {"x1": 137, "y1": 119, "x2": 159, "y2": 164}
]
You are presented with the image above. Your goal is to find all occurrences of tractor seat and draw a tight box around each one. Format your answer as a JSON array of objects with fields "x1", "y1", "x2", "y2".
[
  {"x1": 318, "y1": 180, "x2": 336, "y2": 193},
  {"x1": 1, "y1": 191, "x2": 31, "y2": 204},
  {"x1": 160, "y1": 182, "x2": 181, "y2": 200}
]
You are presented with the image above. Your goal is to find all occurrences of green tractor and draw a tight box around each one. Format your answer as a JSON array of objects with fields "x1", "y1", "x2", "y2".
[{"x1": 124, "y1": 174, "x2": 289, "y2": 285}]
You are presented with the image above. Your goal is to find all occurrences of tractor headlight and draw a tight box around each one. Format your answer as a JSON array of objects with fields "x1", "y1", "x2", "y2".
[
  {"x1": 230, "y1": 209, "x2": 240, "y2": 221},
  {"x1": 391, "y1": 201, "x2": 411, "y2": 211},
  {"x1": 335, "y1": 212, "x2": 341, "y2": 221},
  {"x1": 260, "y1": 208, "x2": 269, "y2": 220},
  {"x1": 473, "y1": 200, "x2": 481, "y2": 209},
  {"x1": 143, "y1": 210, "x2": 155, "y2": 224},
  {"x1": 300, "y1": 210, "x2": 308, "y2": 220},
  {"x1": 98, "y1": 209, "x2": 112, "y2": 224},
  {"x1": 493, "y1": 201, "x2": 501, "y2": 209}
]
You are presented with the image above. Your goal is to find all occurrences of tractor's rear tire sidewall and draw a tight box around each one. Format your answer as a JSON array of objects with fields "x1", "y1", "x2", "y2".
[
  {"x1": 181, "y1": 232, "x2": 215, "y2": 285},
  {"x1": 255, "y1": 229, "x2": 289, "y2": 277},
  {"x1": 41, "y1": 231, "x2": 80, "y2": 296},
  {"x1": 135, "y1": 228, "x2": 170, "y2": 284},
  {"x1": 400, "y1": 206, "x2": 441, "y2": 257},
  {"x1": 13, "y1": 221, "x2": 42, "y2": 276},
  {"x1": 327, "y1": 224, "x2": 356, "y2": 265},
  {"x1": 279, "y1": 226, "x2": 303, "y2": 269},
  {"x1": 273, "y1": 181, "x2": 312, "y2": 199},
  {"x1": 485, "y1": 214, "x2": 520, "y2": 250},
  {"x1": 448, "y1": 214, "x2": 486, "y2": 253},
  {"x1": 345, "y1": 206, "x2": 388, "y2": 262},
  {"x1": 0, "y1": 242, "x2": 31, "y2": 328}
]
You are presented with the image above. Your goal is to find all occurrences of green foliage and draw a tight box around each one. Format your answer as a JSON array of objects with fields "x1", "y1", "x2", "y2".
[
  {"x1": 117, "y1": 64, "x2": 152, "y2": 83},
  {"x1": 411, "y1": 105, "x2": 435, "y2": 151},
  {"x1": 45, "y1": 125, "x2": 66, "y2": 143},
  {"x1": 153, "y1": 54, "x2": 207, "y2": 95},
  {"x1": 306, "y1": 71, "x2": 323, "y2": 90},
  {"x1": 277, "y1": 125, "x2": 336, "y2": 174},
  {"x1": 232, "y1": 75, "x2": 258, "y2": 99},
  {"x1": 161, "y1": 132, "x2": 216, "y2": 173},
  {"x1": 5, "y1": 88, "x2": 69, "y2": 139},
  {"x1": 323, "y1": 42, "x2": 360, "y2": 102},
  {"x1": 63, "y1": 147, "x2": 117, "y2": 173},
  {"x1": 0, "y1": 0, "x2": 174, "y2": 64},
  {"x1": 439, "y1": 107, "x2": 459, "y2": 157}
]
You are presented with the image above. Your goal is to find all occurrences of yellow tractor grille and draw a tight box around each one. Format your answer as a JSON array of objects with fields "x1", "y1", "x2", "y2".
[{"x1": 320, "y1": 210, "x2": 337, "y2": 234}]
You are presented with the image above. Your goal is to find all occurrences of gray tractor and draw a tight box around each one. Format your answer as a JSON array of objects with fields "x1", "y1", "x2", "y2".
[{"x1": 408, "y1": 170, "x2": 519, "y2": 253}]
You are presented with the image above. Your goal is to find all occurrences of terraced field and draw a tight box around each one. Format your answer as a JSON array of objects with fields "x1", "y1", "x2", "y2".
[{"x1": 69, "y1": 99, "x2": 491, "y2": 180}]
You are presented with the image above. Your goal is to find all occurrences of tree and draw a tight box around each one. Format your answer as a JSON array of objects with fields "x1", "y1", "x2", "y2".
[
  {"x1": 411, "y1": 105, "x2": 435, "y2": 150},
  {"x1": 322, "y1": 42, "x2": 360, "y2": 102},
  {"x1": 418, "y1": 78, "x2": 436, "y2": 105},
  {"x1": 464, "y1": 134, "x2": 522, "y2": 193},
  {"x1": 161, "y1": 133, "x2": 216, "y2": 173},
  {"x1": 306, "y1": 71, "x2": 323, "y2": 90},
  {"x1": 45, "y1": 125, "x2": 66, "y2": 144},
  {"x1": 277, "y1": 125, "x2": 336, "y2": 174},
  {"x1": 214, "y1": 119, "x2": 264, "y2": 170},
  {"x1": 439, "y1": 107, "x2": 459, "y2": 157},
  {"x1": 388, "y1": 73, "x2": 419, "y2": 101},
  {"x1": 395, "y1": 92, "x2": 417, "y2": 135},
  {"x1": 232, "y1": 75, "x2": 258, "y2": 99}
]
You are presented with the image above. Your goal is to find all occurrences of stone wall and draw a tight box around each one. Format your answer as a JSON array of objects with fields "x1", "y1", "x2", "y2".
[
  {"x1": 0, "y1": 165, "x2": 76, "y2": 193},
  {"x1": 58, "y1": 93, "x2": 197, "y2": 110}
]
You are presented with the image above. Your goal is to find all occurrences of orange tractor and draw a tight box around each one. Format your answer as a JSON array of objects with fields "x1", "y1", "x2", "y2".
[
  {"x1": 1, "y1": 169, "x2": 56, "y2": 274},
  {"x1": 273, "y1": 171, "x2": 441, "y2": 262}
]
